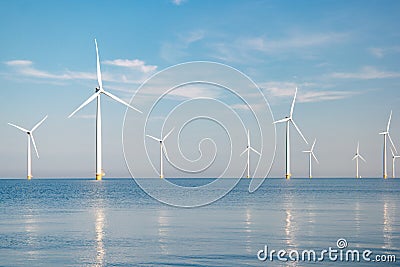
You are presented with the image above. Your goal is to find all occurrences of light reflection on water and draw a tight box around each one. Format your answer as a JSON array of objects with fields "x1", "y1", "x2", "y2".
[{"x1": 0, "y1": 178, "x2": 399, "y2": 266}]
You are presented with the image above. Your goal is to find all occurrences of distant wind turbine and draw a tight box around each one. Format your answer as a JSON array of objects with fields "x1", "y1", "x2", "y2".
[
  {"x1": 379, "y1": 111, "x2": 397, "y2": 179},
  {"x1": 302, "y1": 138, "x2": 319, "y2": 178},
  {"x1": 390, "y1": 148, "x2": 400, "y2": 178},
  {"x1": 273, "y1": 87, "x2": 308, "y2": 179},
  {"x1": 68, "y1": 39, "x2": 141, "y2": 180},
  {"x1": 352, "y1": 141, "x2": 366, "y2": 179},
  {"x1": 8, "y1": 115, "x2": 48, "y2": 180},
  {"x1": 240, "y1": 129, "x2": 261, "y2": 178},
  {"x1": 146, "y1": 128, "x2": 174, "y2": 178}
]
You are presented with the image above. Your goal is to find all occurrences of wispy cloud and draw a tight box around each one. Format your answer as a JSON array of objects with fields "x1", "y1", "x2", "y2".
[
  {"x1": 368, "y1": 46, "x2": 400, "y2": 58},
  {"x1": 160, "y1": 30, "x2": 205, "y2": 62},
  {"x1": 5, "y1": 60, "x2": 95, "y2": 80},
  {"x1": 242, "y1": 32, "x2": 348, "y2": 53},
  {"x1": 330, "y1": 66, "x2": 400, "y2": 80},
  {"x1": 4, "y1": 58, "x2": 156, "y2": 85},
  {"x1": 102, "y1": 59, "x2": 157, "y2": 73},
  {"x1": 260, "y1": 81, "x2": 356, "y2": 103},
  {"x1": 210, "y1": 31, "x2": 349, "y2": 63},
  {"x1": 171, "y1": 0, "x2": 186, "y2": 6}
]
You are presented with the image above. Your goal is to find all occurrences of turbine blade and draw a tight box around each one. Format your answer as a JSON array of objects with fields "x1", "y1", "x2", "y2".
[
  {"x1": 388, "y1": 133, "x2": 398, "y2": 154},
  {"x1": 379, "y1": 132, "x2": 387, "y2": 135},
  {"x1": 163, "y1": 128, "x2": 174, "y2": 141},
  {"x1": 311, "y1": 138, "x2": 316, "y2": 151},
  {"x1": 8, "y1": 123, "x2": 29, "y2": 133},
  {"x1": 387, "y1": 110, "x2": 392, "y2": 132},
  {"x1": 291, "y1": 120, "x2": 308, "y2": 144},
  {"x1": 273, "y1": 117, "x2": 290, "y2": 124},
  {"x1": 250, "y1": 146, "x2": 261, "y2": 156},
  {"x1": 357, "y1": 141, "x2": 359, "y2": 154},
  {"x1": 31, "y1": 115, "x2": 48, "y2": 132},
  {"x1": 359, "y1": 154, "x2": 366, "y2": 162},
  {"x1": 102, "y1": 90, "x2": 142, "y2": 113},
  {"x1": 162, "y1": 143, "x2": 169, "y2": 159},
  {"x1": 30, "y1": 134, "x2": 39, "y2": 158},
  {"x1": 68, "y1": 91, "x2": 100, "y2": 118},
  {"x1": 146, "y1": 134, "x2": 161, "y2": 142},
  {"x1": 312, "y1": 152, "x2": 319, "y2": 164},
  {"x1": 95, "y1": 39, "x2": 103, "y2": 90},
  {"x1": 391, "y1": 147, "x2": 395, "y2": 157},
  {"x1": 240, "y1": 147, "x2": 249, "y2": 156},
  {"x1": 290, "y1": 87, "x2": 297, "y2": 117},
  {"x1": 352, "y1": 155, "x2": 358, "y2": 161},
  {"x1": 303, "y1": 150, "x2": 311, "y2": 153},
  {"x1": 247, "y1": 129, "x2": 250, "y2": 146}
]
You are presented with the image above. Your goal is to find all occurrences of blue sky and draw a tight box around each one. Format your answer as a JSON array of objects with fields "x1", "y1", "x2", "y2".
[{"x1": 1, "y1": 0, "x2": 400, "y2": 178}]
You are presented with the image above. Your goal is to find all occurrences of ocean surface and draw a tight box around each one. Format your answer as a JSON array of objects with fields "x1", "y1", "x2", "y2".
[{"x1": 0, "y1": 178, "x2": 399, "y2": 266}]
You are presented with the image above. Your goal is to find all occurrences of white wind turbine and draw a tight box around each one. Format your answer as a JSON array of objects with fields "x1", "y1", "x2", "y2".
[
  {"x1": 146, "y1": 128, "x2": 174, "y2": 178},
  {"x1": 240, "y1": 129, "x2": 261, "y2": 178},
  {"x1": 390, "y1": 148, "x2": 400, "y2": 178},
  {"x1": 352, "y1": 141, "x2": 366, "y2": 179},
  {"x1": 273, "y1": 87, "x2": 308, "y2": 179},
  {"x1": 302, "y1": 138, "x2": 319, "y2": 178},
  {"x1": 8, "y1": 115, "x2": 48, "y2": 180},
  {"x1": 379, "y1": 110, "x2": 397, "y2": 179},
  {"x1": 68, "y1": 39, "x2": 141, "y2": 180}
]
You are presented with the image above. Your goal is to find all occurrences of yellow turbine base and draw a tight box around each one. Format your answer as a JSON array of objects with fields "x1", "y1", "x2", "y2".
[
  {"x1": 285, "y1": 173, "x2": 291, "y2": 179},
  {"x1": 96, "y1": 173, "x2": 103, "y2": 181},
  {"x1": 27, "y1": 175, "x2": 32, "y2": 180},
  {"x1": 246, "y1": 175, "x2": 250, "y2": 178},
  {"x1": 384, "y1": 174, "x2": 387, "y2": 179},
  {"x1": 309, "y1": 176, "x2": 312, "y2": 179},
  {"x1": 160, "y1": 175, "x2": 164, "y2": 179}
]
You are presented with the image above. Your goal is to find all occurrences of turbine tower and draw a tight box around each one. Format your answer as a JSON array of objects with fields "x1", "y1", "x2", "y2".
[
  {"x1": 146, "y1": 128, "x2": 174, "y2": 178},
  {"x1": 273, "y1": 87, "x2": 308, "y2": 179},
  {"x1": 352, "y1": 141, "x2": 366, "y2": 179},
  {"x1": 68, "y1": 39, "x2": 141, "y2": 180},
  {"x1": 240, "y1": 129, "x2": 261, "y2": 178},
  {"x1": 390, "y1": 148, "x2": 400, "y2": 178},
  {"x1": 302, "y1": 138, "x2": 319, "y2": 178},
  {"x1": 379, "y1": 111, "x2": 397, "y2": 179},
  {"x1": 8, "y1": 115, "x2": 47, "y2": 179}
]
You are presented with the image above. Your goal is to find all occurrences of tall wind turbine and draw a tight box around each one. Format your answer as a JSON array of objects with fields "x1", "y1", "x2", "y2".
[
  {"x1": 352, "y1": 141, "x2": 366, "y2": 179},
  {"x1": 68, "y1": 39, "x2": 141, "y2": 180},
  {"x1": 273, "y1": 87, "x2": 308, "y2": 179},
  {"x1": 146, "y1": 128, "x2": 174, "y2": 178},
  {"x1": 390, "y1": 148, "x2": 400, "y2": 178},
  {"x1": 302, "y1": 138, "x2": 319, "y2": 178},
  {"x1": 240, "y1": 129, "x2": 261, "y2": 178},
  {"x1": 379, "y1": 111, "x2": 397, "y2": 179},
  {"x1": 8, "y1": 115, "x2": 48, "y2": 180}
]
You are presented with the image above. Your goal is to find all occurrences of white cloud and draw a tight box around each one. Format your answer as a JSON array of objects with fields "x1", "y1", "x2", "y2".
[
  {"x1": 260, "y1": 81, "x2": 356, "y2": 103},
  {"x1": 210, "y1": 31, "x2": 349, "y2": 63},
  {"x1": 102, "y1": 59, "x2": 157, "y2": 73},
  {"x1": 368, "y1": 46, "x2": 400, "y2": 58},
  {"x1": 5, "y1": 60, "x2": 33, "y2": 66},
  {"x1": 330, "y1": 66, "x2": 400, "y2": 80},
  {"x1": 171, "y1": 0, "x2": 186, "y2": 6},
  {"x1": 160, "y1": 30, "x2": 205, "y2": 62}
]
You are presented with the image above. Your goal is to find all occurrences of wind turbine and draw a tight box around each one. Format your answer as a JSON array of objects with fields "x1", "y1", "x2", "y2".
[
  {"x1": 8, "y1": 115, "x2": 48, "y2": 180},
  {"x1": 68, "y1": 39, "x2": 141, "y2": 180},
  {"x1": 302, "y1": 138, "x2": 319, "y2": 178},
  {"x1": 273, "y1": 87, "x2": 308, "y2": 179},
  {"x1": 240, "y1": 129, "x2": 261, "y2": 178},
  {"x1": 352, "y1": 141, "x2": 366, "y2": 179},
  {"x1": 390, "y1": 148, "x2": 400, "y2": 178},
  {"x1": 379, "y1": 111, "x2": 397, "y2": 179},
  {"x1": 146, "y1": 128, "x2": 174, "y2": 178}
]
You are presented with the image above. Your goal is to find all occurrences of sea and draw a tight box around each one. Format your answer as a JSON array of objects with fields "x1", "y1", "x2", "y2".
[{"x1": 0, "y1": 178, "x2": 399, "y2": 266}]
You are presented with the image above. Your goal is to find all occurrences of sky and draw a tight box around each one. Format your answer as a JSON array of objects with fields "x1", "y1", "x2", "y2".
[{"x1": 1, "y1": 0, "x2": 400, "y2": 178}]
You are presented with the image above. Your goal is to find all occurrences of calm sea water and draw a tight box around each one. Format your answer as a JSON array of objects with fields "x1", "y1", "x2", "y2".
[{"x1": 0, "y1": 178, "x2": 399, "y2": 266}]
